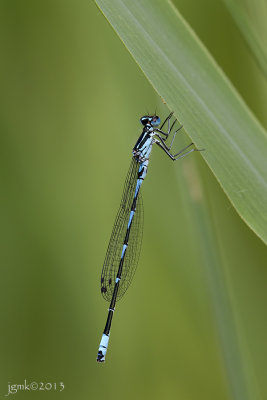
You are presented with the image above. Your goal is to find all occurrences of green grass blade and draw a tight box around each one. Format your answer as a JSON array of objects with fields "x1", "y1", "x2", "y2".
[
  {"x1": 182, "y1": 165, "x2": 251, "y2": 400},
  {"x1": 223, "y1": 0, "x2": 267, "y2": 78},
  {"x1": 95, "y1": 0, "x2": 267, "y2": 244}
]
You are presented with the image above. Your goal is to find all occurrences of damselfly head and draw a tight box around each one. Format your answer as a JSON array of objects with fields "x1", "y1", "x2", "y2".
[{"x1": 140, "y1": 115, "x2": 160, "y2": 127}]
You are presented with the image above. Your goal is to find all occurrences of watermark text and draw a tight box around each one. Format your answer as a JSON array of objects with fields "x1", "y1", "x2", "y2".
[{"x1": 5, "y1": 380, "x2": 64, "y2": 396}]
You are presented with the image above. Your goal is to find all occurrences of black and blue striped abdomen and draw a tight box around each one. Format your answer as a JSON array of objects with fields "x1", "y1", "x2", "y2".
[{"x1": 100, "y1": 158, "x2": 144, "y2": 301}]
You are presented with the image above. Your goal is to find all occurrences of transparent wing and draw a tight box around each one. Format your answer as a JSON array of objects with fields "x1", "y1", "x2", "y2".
[{"x1": 100, "y1": 158, "x2": 144, "y2": 302}]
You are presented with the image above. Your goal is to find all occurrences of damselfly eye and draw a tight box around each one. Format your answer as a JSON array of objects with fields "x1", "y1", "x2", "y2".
[
  {"x1": 151, "y1": 116, "x2": 160, "y2": 127},
  {"x1": 140, "y1": 115, "x2": 160, "y2": 126},
  {"x1": 140, "y1": 116, "x2": 150, "y2": 125}
]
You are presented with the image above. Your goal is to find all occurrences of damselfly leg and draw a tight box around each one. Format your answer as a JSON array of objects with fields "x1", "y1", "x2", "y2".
[
  {"x1": 156, "y1": 112, "x2": 180, "y2": 140},
  {"x1": 156, "y1": 140, "x2": 202, "y2": 161},
  {"x1": 156, "y1": 113, "x2": 183, "y2": 150},
  {"x1": 155, "y1": 113, "x2": 204, "y2": 160}
]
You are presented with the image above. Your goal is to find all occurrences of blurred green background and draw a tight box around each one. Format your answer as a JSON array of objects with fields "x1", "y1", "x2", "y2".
[{"x1": 1, "y1": 0, "x2": 267, "y2": 399}]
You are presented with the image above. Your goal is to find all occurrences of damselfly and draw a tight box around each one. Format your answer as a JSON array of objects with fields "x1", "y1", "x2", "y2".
[{"x1": 97, "y1": 112, "x2": 202, "y2": 362}]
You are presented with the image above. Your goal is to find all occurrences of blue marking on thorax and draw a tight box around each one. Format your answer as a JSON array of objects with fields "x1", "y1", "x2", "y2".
[{"x1": 139, "y1": 136, "x2": 153, "y2": 159}]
